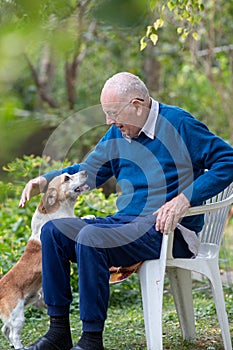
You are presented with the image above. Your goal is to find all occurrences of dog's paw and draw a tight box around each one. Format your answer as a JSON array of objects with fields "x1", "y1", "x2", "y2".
[
  {"x1": 81, "y1": 214, "x2": 96, "y2": 220},
  {"x1": 2, "y1": 324, "x2": 10, "y2": 339}
]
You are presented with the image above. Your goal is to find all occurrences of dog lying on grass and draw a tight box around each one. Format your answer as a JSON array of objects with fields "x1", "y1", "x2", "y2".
[{"x1": 0, "y1": 171, "x2": 89, "y2": 349}]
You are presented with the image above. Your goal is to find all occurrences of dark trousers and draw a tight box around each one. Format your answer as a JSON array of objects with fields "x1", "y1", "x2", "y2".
[{"x1": 40, "y1": 215, "x2": 192, "y2": 332}]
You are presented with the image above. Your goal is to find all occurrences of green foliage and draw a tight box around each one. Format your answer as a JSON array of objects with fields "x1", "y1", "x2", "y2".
[
  {"x1": 0, "y1": 156, "x2": 74, "y2": 275},
  {"x1": 0, "y1": 113, "x2": 38, "y2": 170},
  {"x1": 92, "y1": 0, "x2": 149, "y2": 28},
  {"x1": 141, "y1": 0, "x2": 204, "y2": 50},
  {"x1": 1, "y1": 0, "x2": 231, "y2": 171},
  {"x1": 75, "y1": 189, "x2": 117, "y2": 218},
  {"x1": 0, "y1": 0, "x2": 146, "y2": 170},
  {"x1": 159, "y1": 63, "x2": 230, "y2": 139},
  {"x1": 2, "y1": 154, "x2": 71, "y2": 184},
  {"x1": 0, "y1": 0, "x2": 77, "y2": 27}
]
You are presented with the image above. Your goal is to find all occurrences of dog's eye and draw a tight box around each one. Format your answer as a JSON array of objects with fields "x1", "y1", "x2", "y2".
[{"x1": 64, "y1": 175, "x2": 70, "y2": 182}]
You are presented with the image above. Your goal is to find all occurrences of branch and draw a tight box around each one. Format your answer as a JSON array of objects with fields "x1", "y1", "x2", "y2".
[
  {"x1": 197, "y1": 44, "x2": 233, "y2": 57},
  {"x1": 24, "y1": 54, "x2": 58, "y2": 109}
]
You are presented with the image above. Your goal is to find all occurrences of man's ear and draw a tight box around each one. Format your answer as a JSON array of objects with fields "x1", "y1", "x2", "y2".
[{"x1": 132, "y1": 99, "x2": 143, "y2": 116}]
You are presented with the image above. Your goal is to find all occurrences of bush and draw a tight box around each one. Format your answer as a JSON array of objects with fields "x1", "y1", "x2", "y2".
[{"x1": 0, "y1": 155, "x2": 117, "y2": 276}]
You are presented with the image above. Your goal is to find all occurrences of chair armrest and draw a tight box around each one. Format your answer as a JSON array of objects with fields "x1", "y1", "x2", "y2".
[
  {"x1": 185, "y1": 192, "x2": 233, "y2": 216},
  {"x1": 167, "y1": 191, "x2": 233, "y2": 260}
]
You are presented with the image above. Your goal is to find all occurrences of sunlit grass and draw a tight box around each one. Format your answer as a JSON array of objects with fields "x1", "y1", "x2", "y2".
[{"x1": 1, "y1": 273, "x2": 232, "y2": 350}]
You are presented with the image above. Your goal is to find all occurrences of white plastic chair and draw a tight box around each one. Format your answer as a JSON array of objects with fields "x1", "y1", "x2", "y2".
[{"x1": 138, "y1": 183, "x2": 233, "y2": 350}]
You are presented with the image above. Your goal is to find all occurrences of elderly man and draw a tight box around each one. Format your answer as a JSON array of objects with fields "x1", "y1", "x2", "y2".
[{"x1": 20, "y1": 72, "x2": 233, "y2": 350}]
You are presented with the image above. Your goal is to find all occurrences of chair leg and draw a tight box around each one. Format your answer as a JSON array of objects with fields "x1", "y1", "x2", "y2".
[
  {"x1": 207, "y1": 263, "x2": 232, "y2": 350},
  {"x1": 167, "y1": 267, "x2": 196, "y2": 341},
  {"x1": 138, "y1": 259, "x2": 166, "y2": 350}
]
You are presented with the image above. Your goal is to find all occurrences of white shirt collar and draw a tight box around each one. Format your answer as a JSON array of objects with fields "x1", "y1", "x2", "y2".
[
  {"x1": 124, "y1": 98, "x2": 159, "y2": 143},
  {"x1": 139, "y1": 98, "x2": 159, "y2": 139}
]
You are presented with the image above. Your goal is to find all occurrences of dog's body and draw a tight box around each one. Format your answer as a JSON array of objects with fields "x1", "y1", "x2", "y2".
[{"x1": 0, "y1": 171, "x2": 89, "y2": 349}]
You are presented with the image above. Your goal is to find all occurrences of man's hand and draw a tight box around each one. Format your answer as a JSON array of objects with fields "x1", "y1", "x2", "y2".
[
  {"x1": 153, "y1": 193, "x2": 190, "y2": 234},
  {"x1": 19, "y1": 176, "x2": 47, "y2": 208}
]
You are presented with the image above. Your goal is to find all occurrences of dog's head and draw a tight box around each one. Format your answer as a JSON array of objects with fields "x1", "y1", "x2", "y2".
[{"x1": 38, "y1": 171, "x2": 89, "y2": 214}]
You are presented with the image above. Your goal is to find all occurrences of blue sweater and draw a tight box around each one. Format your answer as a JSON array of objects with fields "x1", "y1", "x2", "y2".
[{"x1": 44, "y1": 103, "x2": 233, "y2": 233}]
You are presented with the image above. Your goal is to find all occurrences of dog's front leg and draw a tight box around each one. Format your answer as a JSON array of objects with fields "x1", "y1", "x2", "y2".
[
  {"x1": 8, "y1": 322, "x2": 24, "y2": 349},
  {"x1": 2, "y1": 322, "x2": 24, "y2": 349},
  {"x1": 2, "y1": 324, "x2": 11, "y2": 345},
  {"x1": 7, "y1": 300, "x2": 25, "y2": 349}
]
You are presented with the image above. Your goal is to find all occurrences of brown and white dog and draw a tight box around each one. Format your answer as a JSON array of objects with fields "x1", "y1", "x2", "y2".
[{"x1": 0, "y1": 171, "x2": 89, "y2": 349}]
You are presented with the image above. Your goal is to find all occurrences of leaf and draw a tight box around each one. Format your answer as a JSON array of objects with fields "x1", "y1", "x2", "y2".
[
  {"x1": 149, "y1": 0, "x2": 156, "y2": 11},
  {"x1": 182, "y1": 9, "x2": 190, "y2": 19},
  {"x1": 150, "y1": 33, "x2": 158, "y2": 46},
  {"x1": 167, "y1": 1, "x2": 175, "y2": 11},
  {"x1": 192, "y1": 32, "x2": 199, "y2": 41},
  {"x1": 177, "y1": 27, "x2": 183, "y2": 34},
  {"x1": 153, "y1": 18, "x2": 164, "y2": 30},
  {"x1": 200, "y1": 3, "x2": 205, "y2": 11},
  {"x1": 146, "y1": 25, "x2": 153, "y2": 37},
  {"x1": 140, "y1": 36, "x2": 147, "y2": 51},
  {"x1": 181, "y1": 30, "x2": 189, "y2": 40}
]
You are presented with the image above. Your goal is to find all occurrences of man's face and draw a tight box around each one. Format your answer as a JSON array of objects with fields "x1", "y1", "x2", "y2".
[{"x1": 101, "y1": 90, "x2": 147, "y2": 138}]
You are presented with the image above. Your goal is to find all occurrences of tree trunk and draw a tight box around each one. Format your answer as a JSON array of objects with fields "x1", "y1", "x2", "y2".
[{"x1": 143, "y1": 47, "x2": 161, "y2": 95}]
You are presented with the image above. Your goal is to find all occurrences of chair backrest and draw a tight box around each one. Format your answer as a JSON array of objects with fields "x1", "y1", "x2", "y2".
[{"x1": 199, "y1": 183, "x2": 233, "y2": 245}]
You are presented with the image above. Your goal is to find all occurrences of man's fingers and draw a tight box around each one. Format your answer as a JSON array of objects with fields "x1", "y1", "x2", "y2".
[
  {"x1": 163, "y1": 213, "x2": 179, "y2": 234},
  {"x1": 19, "y1": 199, "x2": 24, "y2": 208},
  {"x1": 19, "y1": 185, "x2": 31, "y2": 207},
  {"x1": 18, "y1": 177, "x2": 47, "y2": 208},
  {"x1": 153, "y1": 194, "x2": 190, "y2": 233},
  {"x1": 155, "y1": 206, "x2": 167, "y2": 232},
  {"x1": 154, "y1": 205, "x2": 177, "y2": 233}
]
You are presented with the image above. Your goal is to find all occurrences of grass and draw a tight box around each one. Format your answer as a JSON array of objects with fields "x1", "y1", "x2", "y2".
[
  {"x1": 1, "y1": 222, "x2": 233, "y2": 350},
  {"x1": 1, "y1": 277, "x2": 232, "y2": 349}
]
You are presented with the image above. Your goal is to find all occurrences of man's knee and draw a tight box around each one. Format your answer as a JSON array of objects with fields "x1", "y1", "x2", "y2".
[
  {"x1": 77, "y1": 224, "x2": 115, "y2": 248},
  {"x1": 41, "y1": 220, "x2": 60, "y2": 244},
  {"x1": 77, "y1": 225, "x2": 98, "y2": 247}
]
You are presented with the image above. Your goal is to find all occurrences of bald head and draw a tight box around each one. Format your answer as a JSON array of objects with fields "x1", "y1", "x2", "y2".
[
  {"x1": 100, "y1": 72, "x2": 151, "y2": 138},
  {"x1": 100, "y1": 72, "x2": 150, "y2": 106}
]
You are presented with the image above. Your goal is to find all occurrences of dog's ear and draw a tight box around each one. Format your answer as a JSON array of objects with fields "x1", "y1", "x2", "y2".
[
  {"x1": 44, "y1": 188, "x2": 58, "y2": 207},
  {"x1": 38, "y1": 188, "x2": 58, "y2": 213}
]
